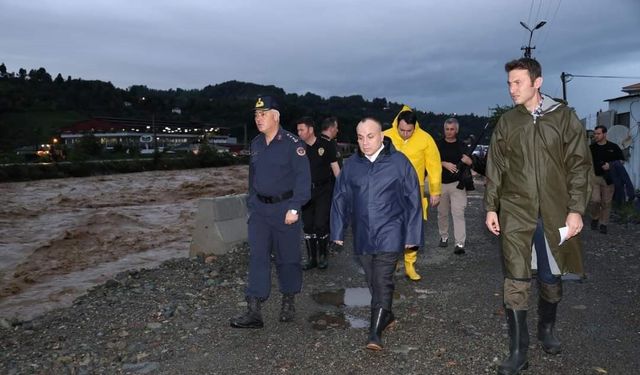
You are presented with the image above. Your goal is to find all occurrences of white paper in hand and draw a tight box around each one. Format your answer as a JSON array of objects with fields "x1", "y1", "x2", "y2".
[{"x1": 558, "y1": 226, "x2": 569, "y2": 246}]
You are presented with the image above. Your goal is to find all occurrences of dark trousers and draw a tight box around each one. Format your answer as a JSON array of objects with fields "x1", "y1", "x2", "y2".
[
  {"x1": 246, "y1": 207, "x2": 302, "y2": 300},
  {"x1": 302, "y1": 182, "x2": 333, "y2": 237},
  {"x1": 358, "y1": 252, "x2": 402, "y2": 311}
]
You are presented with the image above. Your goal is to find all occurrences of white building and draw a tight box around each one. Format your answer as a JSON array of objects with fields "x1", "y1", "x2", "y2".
[{"x1": 602, "y1": 83, "x2": 640, "y2": 187}]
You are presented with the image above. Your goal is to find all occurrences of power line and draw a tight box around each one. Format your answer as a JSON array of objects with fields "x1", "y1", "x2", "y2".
[
  {"x1": 527, "y1": 0, "x2": 535, "y2": 29},
  {"x1": 534, "y1": 0, "x2": 544, "y2": 25},
  {"x1": 565, "y1": 74, "x2": 640, "y2": 79},
  {"x1": 561, "y1": 72, "x2": 640, "y2": 101},
  {"x1": 539, "y1": 0, "x2": 562, "y2": 50}
]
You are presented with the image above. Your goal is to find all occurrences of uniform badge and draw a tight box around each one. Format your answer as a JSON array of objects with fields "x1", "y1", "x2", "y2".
[
  {"x1": 296, "y1": 147, "x2": 306, "y2": 156},
  {"x1": 318, "y1": 147, "x2": 325, "y2": 156},
  {"x1": 277, "y1": 134, "x2": 282, "y2": 140}
]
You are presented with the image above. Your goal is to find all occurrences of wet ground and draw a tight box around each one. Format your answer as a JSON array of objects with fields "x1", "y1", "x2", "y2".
[{"x1": 1, "y1": 183, "x2": 639, "y2": 374}]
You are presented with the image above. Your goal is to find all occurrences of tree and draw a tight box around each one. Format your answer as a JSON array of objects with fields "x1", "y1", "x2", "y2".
[
  {"x1": 54, "y1": 73, "x2": 64, "y2": 84},
  {"x1": 488, "y1": 104, "x2": 513, "y2": 127},
  {"x1": 18, "y1": 68, "x2": 27, "y2": 80},
  {"x1": 372, "y1": 97, "x2": 388, "y2": 109},
  {"x1": 28, "y1": 67, "x2": 52, "y2": 82},
  {"x1": 71, "y1": 134, "x2": 102, "y2": 159},
  {"x1": 0, "y1": 63, "x2": 6, "y2": 78}
]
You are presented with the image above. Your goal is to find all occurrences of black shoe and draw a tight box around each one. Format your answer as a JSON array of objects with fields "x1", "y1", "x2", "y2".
[
  {"x1": 317, "y1": 238, "x2": 328, "y2": 270},
  {"x1": 279, "y1": 294, "x2": 295, "y2": 322},
  {"x1": 230, "y1": 297, "x2": 263, "y2": 328},
  {"x1": 302, "y1": 237, "x2": 317, "y2": 270},
  {"x1": 497, "y1": 309, "x2": 529, "y2": 375},
  {"x1": 590, "y1": 219, "x2": 599, "y2": 230},
  {"x1": 366, "y1": 308, "x2": 389, "y2": 350},
  {"x1": 454, "y1": 245, "x2": 465, "y2": 255},
  {"x1": 599, "y1": 224, "x2": 607, "y2": 234},
  {"x1": 438, "y1": 238, "x2": 448, "y2": 248},
  {"x1": 538, "y1": 298, "x2": 562, "y2": 355}
]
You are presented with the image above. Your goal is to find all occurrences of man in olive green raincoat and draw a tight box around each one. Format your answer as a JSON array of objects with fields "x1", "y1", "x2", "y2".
[{"x1": 484, "y1": 58, "x2": 592, "y2": 375}]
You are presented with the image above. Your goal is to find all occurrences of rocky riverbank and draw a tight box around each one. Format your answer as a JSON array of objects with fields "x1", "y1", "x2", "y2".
[{"x1": 1, "y1": 188, "x2": 639, "y2": 374}]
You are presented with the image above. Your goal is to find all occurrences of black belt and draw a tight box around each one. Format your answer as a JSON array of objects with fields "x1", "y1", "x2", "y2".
[{"x1": 257, "y1": 190, "x2": 293, "y2": 204}]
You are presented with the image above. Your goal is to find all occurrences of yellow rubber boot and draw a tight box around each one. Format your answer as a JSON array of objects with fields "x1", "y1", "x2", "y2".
[{"x1": 404, "y1": 249, "x2": 421, "y2": 281}]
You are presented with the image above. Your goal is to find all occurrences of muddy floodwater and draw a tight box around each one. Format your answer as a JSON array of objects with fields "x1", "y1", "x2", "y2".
[{"x1": 0, "y1": 165, "x2": 248, "y2": 320}]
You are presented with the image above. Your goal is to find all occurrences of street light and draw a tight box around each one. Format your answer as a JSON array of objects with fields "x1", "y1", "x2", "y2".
[
  {"x1": 520, "y1": 20, "x2": 546, "y2": 58},
  {"x1": 140, "y1": 96, "x2": 159, "y2": 156}
]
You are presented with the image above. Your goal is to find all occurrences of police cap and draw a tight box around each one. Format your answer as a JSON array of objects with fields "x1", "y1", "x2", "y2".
[{"x1": 254, "y1": 95, "x2": 279, "y2": 111}]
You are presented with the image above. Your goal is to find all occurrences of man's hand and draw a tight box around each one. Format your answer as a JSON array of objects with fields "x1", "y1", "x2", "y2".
[
  {"x1": 461, "y1": 154, "x2": 473, "y2": 166},
  {"x1": 565, "y1": 212, "x2": 583, "y2": 240},
  {"x1": 602, "y1": 162, "x2": 610, "y2": 171},
  {"x1": 486, "y1": 211, "x2": 500, "y2": 235},
  {"x1": 334, "y1": 240, "x2": 344, "y2": 246},
  {"x1": 430, "y1": 194, "x2": 440, "y2": 207},
  {"x1": 442, "y1": 161, "x2": 458, "y2": 174},
  {"x1": 284, "y1": 210, "x2": 299, "y2": 225}
]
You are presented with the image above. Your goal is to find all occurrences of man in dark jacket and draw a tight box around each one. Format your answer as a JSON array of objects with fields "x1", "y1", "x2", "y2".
[
  {"x1": 437, "y1": 117, "x2": 473, "y2": 255},
  {"x1": 589, "y1": 125, "x2": 624, "y2": 234},
  {"x1": 331, "y1": 117, "x2": 423, "y2": 351},
  {"x1": 230, "y1": 96, "x2": 311, "y2": 329},
  {"x1": 296, "y1": 116, "x2": 340, "y2": 270}
]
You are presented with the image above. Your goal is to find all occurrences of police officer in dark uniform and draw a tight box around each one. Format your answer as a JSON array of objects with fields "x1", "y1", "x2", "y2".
[
  {"x1": 230, "y1": 96, "x2": 311, "y2": 329},
  {"x1": 296, "y1": 117, "x2": 340, "y2": 270},
  {"x1": 320, "y1": 116, "x2": 342, "y2": 167}
]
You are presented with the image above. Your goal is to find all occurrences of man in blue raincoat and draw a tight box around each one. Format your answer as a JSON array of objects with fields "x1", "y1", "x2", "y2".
[{"x1": 331, "y1": 117, "x2": 423, "y2": 351}]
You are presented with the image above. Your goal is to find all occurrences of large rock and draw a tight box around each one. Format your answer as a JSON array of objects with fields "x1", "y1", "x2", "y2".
[{"x1": 189, "y1": 194, "x2": 248, "y2": 256}]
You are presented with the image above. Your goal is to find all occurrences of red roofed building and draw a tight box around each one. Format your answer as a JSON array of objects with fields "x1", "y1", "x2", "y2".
[{"x1": 60, "y1": 117, "x2": 237, "y2": 152}]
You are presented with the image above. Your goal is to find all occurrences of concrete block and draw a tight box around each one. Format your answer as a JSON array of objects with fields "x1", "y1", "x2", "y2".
[{"x1": 190, "y1": 194, "x2": 248, "y2": 256}]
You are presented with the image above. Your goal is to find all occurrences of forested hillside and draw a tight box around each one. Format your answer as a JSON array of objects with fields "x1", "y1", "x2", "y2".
[{"x1": 0, "y1": 63, "x2": 492, "y2": 153}]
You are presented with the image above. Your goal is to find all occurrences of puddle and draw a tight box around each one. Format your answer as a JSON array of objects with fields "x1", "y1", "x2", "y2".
[
  {"x1": 309, "y1": 288, "x2": 405, "y2": 330},
  {"x1": 311, "y1": 287, "x2": 371, "y2": 307},
  {"x1": 309, "y1": 288, "x2": 370, "y2": 330},
  {"x1": 307, "y1": 311, "x2": 368, "y2": 330}
]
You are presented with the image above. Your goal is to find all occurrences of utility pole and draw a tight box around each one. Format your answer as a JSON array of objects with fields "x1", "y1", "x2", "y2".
[
  {"x1": 561, "y1": 72, "x2": 568, "y2": 101},
  {"x1": 520, "y1": 21, "x2": 546, "y2": 58},
  {"x1": 243, "y1": 122, "x2": 248, "y2": 148},
  {"x1": 152, "y1": 113, "x2": 158, "y2": 154}
]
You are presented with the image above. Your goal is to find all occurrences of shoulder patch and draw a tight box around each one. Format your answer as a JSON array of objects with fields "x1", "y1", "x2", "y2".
[
  {"x1": 296, "y1": 147, "x2": 306, "y2": 156},
  {"x1": 285, "y1": 132, "x2": 299, "y2": 143}
]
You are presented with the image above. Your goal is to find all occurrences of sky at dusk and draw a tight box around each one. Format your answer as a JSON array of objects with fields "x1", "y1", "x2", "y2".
[{"x1": 1, "y1": 0, "x2": 639, "y2": 120}]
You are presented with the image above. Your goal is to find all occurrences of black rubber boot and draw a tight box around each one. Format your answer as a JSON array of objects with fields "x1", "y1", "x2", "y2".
[
  {"x1": 497, "y1": 309, "x2": 529, "y2": 375},
  {"x1": 317, "y1": 238, "x2": 328, "y2": 270},
  {"x1": 230, "y1": 296, "x2": 263, "y2": 328},
  {"x1": 302, "y1": 237, "x2": 317, "y2": 270},
  {"x1": 538, "y1": 299, "x2": 561, "y2": 354},
  {"x1": 366, "y1": 308, "x2": 389, "y2": 350},
  {"x1": 383, "y1": 310, "x2": 396, "y2": 331},
  {"x1": 279, "y1": 293, "x2": 295, "y2": 323}
]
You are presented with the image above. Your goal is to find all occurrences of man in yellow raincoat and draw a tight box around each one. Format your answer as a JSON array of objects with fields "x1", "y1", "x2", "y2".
[{"x1": 383, "y1": 106, "x2": 442, "y2": 281}]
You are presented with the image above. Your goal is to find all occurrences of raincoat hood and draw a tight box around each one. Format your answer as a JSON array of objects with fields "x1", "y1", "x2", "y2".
[{"x1": 390, "y1": 105, "x2": 424, "y2": 132}]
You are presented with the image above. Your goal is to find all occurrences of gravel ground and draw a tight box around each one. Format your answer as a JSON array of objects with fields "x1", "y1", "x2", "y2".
[{"x1": 1, "y1": 187, "x2": 638, "y2": 374}]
